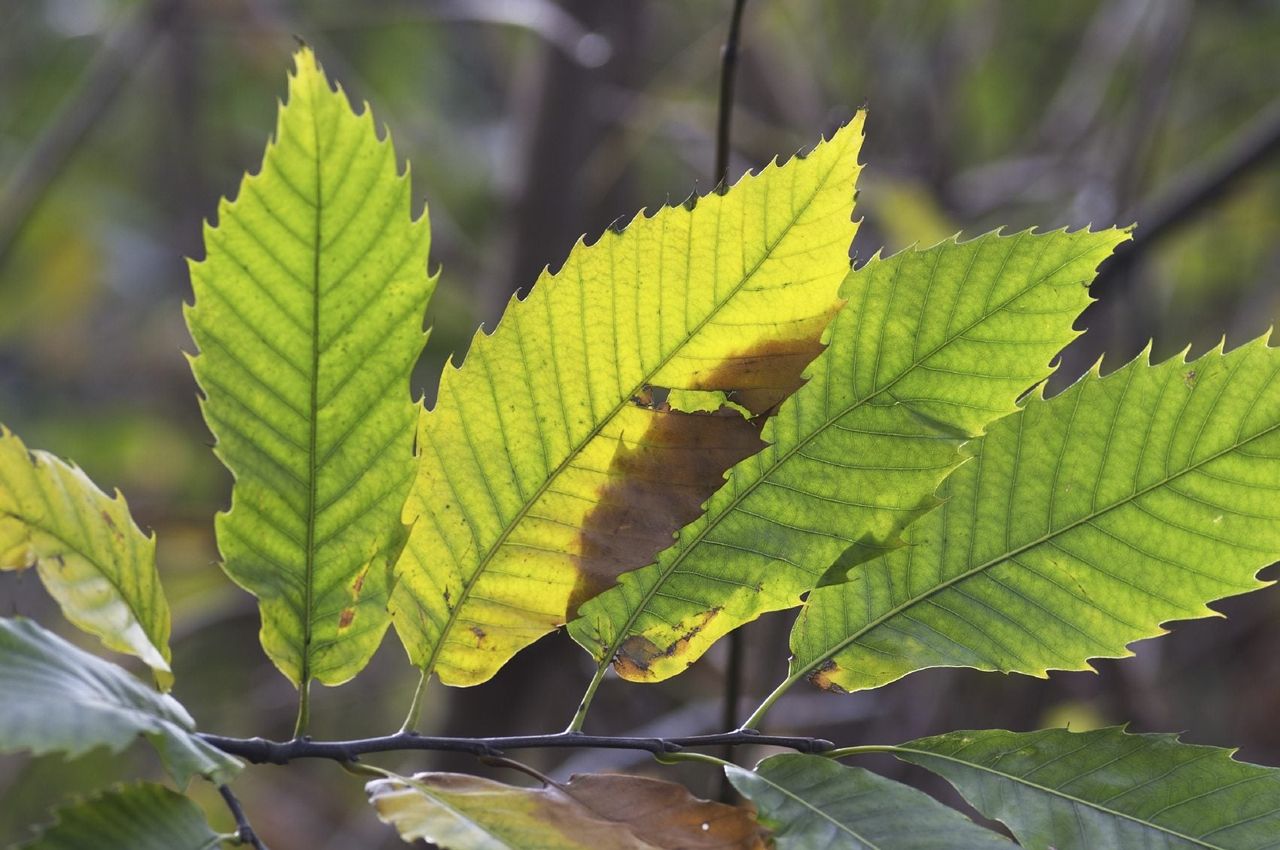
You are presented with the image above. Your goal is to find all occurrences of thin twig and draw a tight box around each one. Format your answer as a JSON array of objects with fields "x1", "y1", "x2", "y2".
[
  {"x1": 217, "y1": 785, "x2": 268, "y2": 850},
  {"x1": 199, "y1": 729, "x2": 834, "y2": 765},
  {"x1": 713, "y1": 0, "x2": 749, "y2": 189},
  {"x1": 714, "y1": 0, "x2": 750, "y2": 802}
]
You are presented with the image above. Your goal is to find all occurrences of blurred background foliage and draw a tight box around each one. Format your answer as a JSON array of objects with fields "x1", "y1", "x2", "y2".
[{"x1": 2, "y1": 1, "x2": 1280, "y2": 847}]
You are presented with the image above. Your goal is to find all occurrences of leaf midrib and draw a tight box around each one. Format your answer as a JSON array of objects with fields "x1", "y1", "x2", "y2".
[
  {"x1": 591, "y1": 232, "x2": 1095, "y2": 668},
  {"x1": 896, "y1": 745, "x2": 1225, "y2": 848},
  {"x1": 299, "y1": 69, "x2": 325, "y2": 689},
  {"x1": 790, "y1": 396, "x2": 1280, "y2": 690},
  {"x1": 419, "y1": 136, "x2": 853, "y2": 679}
]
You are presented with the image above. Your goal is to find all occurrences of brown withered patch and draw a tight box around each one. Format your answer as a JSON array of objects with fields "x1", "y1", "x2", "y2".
[
  {"x1": 568, "y1": 402, "x2": 762, "y2": 613},
  {"x1": 338, "y1": 608, "x2": 356, "y2": 630},
  {"x1": 612, "y1": 608, "x2": 721, "y2": 680},
  {"x1": 558, "y1": 773, "x2": 767, "y2": 850},
  {"x1": 806, "y1": 659, "x2": 849, "y2": 693},
  {"x1": 684, "y1": 307, "x2": 840, "y2": 416}
]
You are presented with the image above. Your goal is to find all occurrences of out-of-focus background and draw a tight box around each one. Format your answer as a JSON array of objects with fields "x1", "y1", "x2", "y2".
[{"x1": 2, "y1": 0, "x2": 1279, "y2": 846}]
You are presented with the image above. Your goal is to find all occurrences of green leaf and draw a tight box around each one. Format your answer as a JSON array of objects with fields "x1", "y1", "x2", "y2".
[
  {"x1": 895, "y1": 727, "x2": 1280, "y2": 849},
  {"x1": 366, "y1": 770, "x2": 766, "y2": 849},
  {"x1": 726, "y1": 753, "x2": 1013, "y2": 849},
  {"x1": 18, "y1": 783, "x2": 222, "y2": 850},
  {"x1": 0, "y1": 426, "x2": 172, "y2": 688},
  {"x1": 186, "y1": 47, "x2": 435, "y2": 687},
  {"x1": 390, "y1": 118, "x2": 865, "y2": 687},
  {"x1": 570, "y1": 227, "x2": 1128, "y2": 683},
  {"x1": 783, "y1": 335, "x2": 1280, "y2": 698},
  {"x1": 0, "y1": 617, "x2": 240, "y2": 786}
]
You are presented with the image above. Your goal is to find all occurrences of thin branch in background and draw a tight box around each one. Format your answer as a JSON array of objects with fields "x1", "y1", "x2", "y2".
[
  {"x1": 1056, "y1": 93, "x2": 1280, "y2": 386},
  {"x1": 0, "y1": 0, "x2": 180, "y2": 273},
  {"x1": 218, "y1": 784, "x2": 269, "y2": 850},
  {"x1": 1098, "y1": 95, "x2": 1280, "y2": 290},
  {"x1": 713, "y1": 0, "x2": 749, "y2": 190},
  {"x1": 714, "y1": 0, "x2": 750, "y2": 802}
]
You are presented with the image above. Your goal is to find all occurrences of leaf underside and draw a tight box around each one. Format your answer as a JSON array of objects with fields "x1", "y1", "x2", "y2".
[
  {"x1": 186, "y1": 47, "x2": 434, "y2": 686},
  {"x1": 789, "y1": 334, "x2": 1280, "y2": 695},
  {"x1": 570, "y1": 227, "x2": 1128, "y2": 682},
  {"x1": 0, "y1": 427, "x2": 172, "y2": 687},
  {"x1": 391, "y1": 117, "x2": 866, "y2": 686},
  {"x1": 0, "y1": 617, "x2": 239, "y2": 786},
  {"x1": 898, "y1": 727, "x2": 1280, "y2": 849},
  {"x1": 18, "y1": 783, "x2": 221, "y2": 850},
  {"x1": 726, "y1": 753, "x2": 1013, "y2": 849},
  {"x1": 367, "y1": 770, "x2": 765, "y2": 850}
]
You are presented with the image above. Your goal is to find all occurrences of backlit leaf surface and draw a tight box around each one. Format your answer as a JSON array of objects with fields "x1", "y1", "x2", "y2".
[
  {"x1": 572, "y1": 228, "x2": 1127, "y2": 682},
  {"x1": 186, "y1": 48, "x2": 434, "y2": 687}
]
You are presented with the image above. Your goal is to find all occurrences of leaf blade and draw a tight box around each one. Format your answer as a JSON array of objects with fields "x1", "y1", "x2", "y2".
[
  {"x1": 18, "y1": 783, "x2": 222, "y2": 850},
  {"x1": 896, "y1": 727, "x2": 1280, "y2": 849},
  {"x1": 726, "y1": 753, "x2": 1014, "y2": 849},
  {"x1": 0, "y1": 427, "x2": 171, "y2": 685},
  {"x1": 392, "y1": 119, "x2": 866, "y2": 686},
  {"x1": 0, "y1": 617, "x2": 239, "y2": 786},
  {"x1": 787, "y1": 335, "x2": 1280, "y2": 695},
  {"x1": 186, "y1": 48, "x2": 434, "y2": 686},
  {"x1": 366, "y1": 771, "x2": 764, "y2": 850},
  {"x1": 571, "y1": 227, "x2": 1128, "y2": 682}
]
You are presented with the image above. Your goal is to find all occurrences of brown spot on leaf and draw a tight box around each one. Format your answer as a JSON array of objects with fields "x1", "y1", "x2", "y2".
[
  {"x1": 686, "y1": 308, "x2": 840, "y2": 415},
  {"x1": 807, "y1": 659, "x2": 848, "y2": 693},
  {"x1": 469, "y1": 625, "x2": 486, "y2": 643},
  {"x1": 612, "y1": 608, "x2": 721, "y2": 680},
  {"x1": 559, "y1": 772, "x2": 767, "y2": 849},
  {"x1": 338, "y1": 608, "x2": 356, "y2": 630},
  {"x1": 569, "y1": 407, "x2": 763, "y2": 612}
]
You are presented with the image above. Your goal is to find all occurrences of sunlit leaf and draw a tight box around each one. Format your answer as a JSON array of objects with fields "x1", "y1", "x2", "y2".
[
  {"x1": 0, "y1": 426, "x2": 172, "y2": 687},
  {"x1": 897, "y1": 727, "x2": 1280, "y2": 849},
  {"x1": 0, "y1": 617, "x2": 239, "y2": 786},
  {"x1": 785, "y1": 335, "x2": 1279, "y2": 697},
  {"x1": 391, "y1": 118, "x2": 865, "y2": 686},
  {"x1": 186, "y1": 47, "x2": 435, "y2": 687},
  {"x1": 571, "y1": 227, "x2": 1128, "y2": 683}
]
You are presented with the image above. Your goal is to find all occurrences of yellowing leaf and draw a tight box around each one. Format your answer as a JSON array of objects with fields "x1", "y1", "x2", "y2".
[
  {"x1": 0, "y1": 426, "x2": 171, "y2": 686},
  {"x1": 392, "y1": 117, "x2": 865, "y2": 687},
  {"x1": 571, "y1": 228, "x2": 1128, "y2": 685},
  {"x1": 186, "y1": 48, "x2": 435, "y2": 689},
  {"x1": 367, "y1": 770, "x2": 765, "y2": 850}
]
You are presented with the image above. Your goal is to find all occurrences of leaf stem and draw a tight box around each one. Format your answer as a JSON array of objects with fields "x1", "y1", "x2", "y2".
[
  {"x1": 823, "y1": 744, "x2": 899, "y2": 759},
  {"x1": 566, "y1": 662, "x2": 609, "y2": 732},
  {"x1": 656, "y1": 750, "x2": 735, "y2": 768},
  {"x1": 292, "y1": 681, "x2": 310, "y2": 740},
  {"x1": 738, "y1": 673, "x2": 795, "y2": 731},
  {"x1": 400, "y1": 669, "x2": 430, "y2": 733}
]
